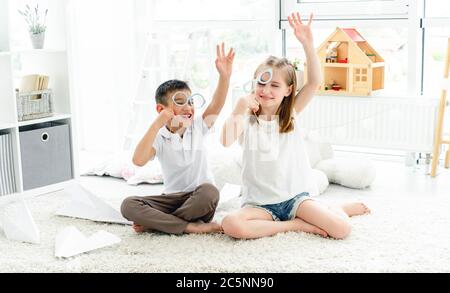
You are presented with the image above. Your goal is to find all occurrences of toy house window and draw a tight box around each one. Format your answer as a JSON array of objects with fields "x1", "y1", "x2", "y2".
[{"x1": 354, "y1": 68, "x2": 367, "y2": 83}]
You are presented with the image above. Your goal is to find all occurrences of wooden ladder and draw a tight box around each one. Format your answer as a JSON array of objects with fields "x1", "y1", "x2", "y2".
[{"x1": 431, "y1": 38, "x2": 450, "y2": 177}]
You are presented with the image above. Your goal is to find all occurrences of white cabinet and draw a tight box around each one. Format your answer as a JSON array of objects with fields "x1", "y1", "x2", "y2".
[{"x1": 0, "y1": 0, "x2": 77, "y2": 196}]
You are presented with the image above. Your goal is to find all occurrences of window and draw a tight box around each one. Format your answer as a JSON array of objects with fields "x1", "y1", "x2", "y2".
[
  {"x1": 131, "y1": 0, "x2": 279, "y2": 145},
  {"x1": 152, "y1": 0, "x2": 277, "y2": 21},
  {"x1": 423, "y1": 27, "x2": 450, "y2": 97},
  {"x1": 72, "y1": 0, "x2": 450, "y2": 155},
  {"x1": 355, "y1": 68, "x2": 368, "y2": 82},
  {"x1": 282, "y1": 0, "x2": 410, "y2": 20},
  {"x1": 130, "y1": 23, "x2": 277, "y2": 140},
  {"x1": 281, "y1": 0, "x2": 421, "y2": 96},
  {"x1": 422, "y1": 0, "x2": 450, "y2": 136},
  {"x1": 422, "y1": 0, "x2": 450, "y2": 97},
  {"x1": 425, "y1": 0, "x2": 450, "y2": 17},
  {"x1": 145, "y1": 0, "x2": 279, "y2": 95}
]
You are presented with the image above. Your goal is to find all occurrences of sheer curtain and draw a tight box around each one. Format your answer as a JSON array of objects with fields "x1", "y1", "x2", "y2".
[{"x1": 68, "y1": 0, "x2": 137, "y2": 154}]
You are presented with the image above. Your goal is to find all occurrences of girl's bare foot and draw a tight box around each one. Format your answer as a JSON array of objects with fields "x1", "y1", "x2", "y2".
[
  {"x1": 341, "y1": 202, "x2": 371, "y2": 217},
  {"x1": 292, "y1": 218, "x2": 328, "y2": 237},
  {"x1": 185, "y1": 222, "x2": 223, "y2": 234}
]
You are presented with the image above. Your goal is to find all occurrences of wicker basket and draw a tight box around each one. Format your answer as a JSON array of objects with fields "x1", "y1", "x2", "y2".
[{"x1": 16, "y1": 89, "x2": 54, "y2": 121}]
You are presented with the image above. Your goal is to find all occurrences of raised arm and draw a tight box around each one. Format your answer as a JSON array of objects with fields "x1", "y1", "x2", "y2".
[
  {"x1": 288, "y1": 12, "x2": 322, "y2": 114},
  {"x1": 132, "y1": 109, "x2": 173, "y2": 166},
  {"x1": 202, "y1": 43, "x2": 235, "y2": 128},
  {"x1": 220, "y1": 94, "x2": 259, "y2": 147}
]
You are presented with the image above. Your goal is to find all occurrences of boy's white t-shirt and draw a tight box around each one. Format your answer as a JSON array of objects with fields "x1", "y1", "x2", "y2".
[
  {"x1": 152, "y1": 116, "x2": 214, "y2": 194},
  {"x1": 239, "y1": 115, "x2": 318, "y2": 206}
]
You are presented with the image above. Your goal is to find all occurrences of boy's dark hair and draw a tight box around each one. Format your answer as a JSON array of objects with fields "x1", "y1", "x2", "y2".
[{"x1": 155, "y1": 80, "x2": 191, "y2": 105}]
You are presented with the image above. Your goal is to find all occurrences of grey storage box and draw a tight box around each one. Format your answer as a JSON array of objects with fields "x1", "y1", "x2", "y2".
[{"x1": 19, "y1": 122, "x2": 73, "y2": 190}]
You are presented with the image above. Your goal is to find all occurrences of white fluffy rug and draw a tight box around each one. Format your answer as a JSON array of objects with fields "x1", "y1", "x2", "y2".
[{"x1": 1, "y1": 175, "x2": 450, "y2": 273}]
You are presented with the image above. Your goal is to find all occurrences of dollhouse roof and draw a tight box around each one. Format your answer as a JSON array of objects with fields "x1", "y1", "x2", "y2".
[
  {"x1": 316, "y1": 27, "x2": 384, "y2": 64},
  {"x1": 342, "y1": 28, "x2": 365, "y2": 42}
]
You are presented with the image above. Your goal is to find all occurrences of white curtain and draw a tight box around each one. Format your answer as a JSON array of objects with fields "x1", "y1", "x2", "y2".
[{"x1": 69, "y1": 0, "x2": 137, "y2": 153}]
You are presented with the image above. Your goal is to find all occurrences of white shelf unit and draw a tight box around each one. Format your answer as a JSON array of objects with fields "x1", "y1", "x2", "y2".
[{"x1": 0, "y1": 0, "x2": 77, "y2": 196}]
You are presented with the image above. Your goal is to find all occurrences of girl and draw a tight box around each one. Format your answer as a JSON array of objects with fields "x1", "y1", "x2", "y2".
[{"x1": 220, "y1": 12, "x2": 370, "y2": 239}]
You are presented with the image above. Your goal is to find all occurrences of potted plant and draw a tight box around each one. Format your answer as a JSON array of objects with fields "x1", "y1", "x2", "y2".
[{"x1": 18, "y1": 4, "x2": 48, "y2": 49}]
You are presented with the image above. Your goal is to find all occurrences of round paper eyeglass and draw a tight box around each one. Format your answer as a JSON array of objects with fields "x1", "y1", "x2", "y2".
[
  {"x1": 171, "y1": 92, "x2": 206, "y2": 109},
  {"x1": 243, "y1": 68, "x2": 273, "y2": 93}
]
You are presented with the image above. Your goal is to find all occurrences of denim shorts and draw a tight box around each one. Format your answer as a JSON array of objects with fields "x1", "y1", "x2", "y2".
[{"x1": 249, "y1": 192, "x2": 312, "y2": 221}]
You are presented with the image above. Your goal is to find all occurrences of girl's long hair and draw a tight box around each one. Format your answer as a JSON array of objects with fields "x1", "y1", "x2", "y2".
[{"x1": 254, "y1": 56, "x2": 297, "y2": 133}]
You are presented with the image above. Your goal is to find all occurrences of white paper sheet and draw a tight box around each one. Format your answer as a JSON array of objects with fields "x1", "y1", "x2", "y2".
[
  {"x1": 56, "y1": 183, "x2": 132, "y2": 225},
  {"x1": 55, "y1": 226, "x2": 121, "y2": 258},
  {"x1": 0, "y1": 199, "x2": 40, "y2": 244}
]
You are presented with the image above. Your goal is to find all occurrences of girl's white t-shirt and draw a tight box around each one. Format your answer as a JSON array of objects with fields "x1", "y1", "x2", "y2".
[{"x1": 239, "y1": 115, "x2": 318, "y2": 206}]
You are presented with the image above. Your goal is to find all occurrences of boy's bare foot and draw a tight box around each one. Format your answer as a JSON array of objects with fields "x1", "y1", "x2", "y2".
[
  {"x1": 184, "y1": 222, "x2": 223, "y2": 234},
  {"x1": 341, "y1": 202, "x2": 371, "y2": 217},
  {"x1": 133, "y1": 223, "x2": 145, "y2": 233},
  {"x1": 292, "y1": 218, "x2": 328, "y2": 237}
]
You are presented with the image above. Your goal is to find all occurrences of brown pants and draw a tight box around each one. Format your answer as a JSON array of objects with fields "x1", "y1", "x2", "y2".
[{"x1": 120, "y1": 183, "x2": 219, "y2": 234}]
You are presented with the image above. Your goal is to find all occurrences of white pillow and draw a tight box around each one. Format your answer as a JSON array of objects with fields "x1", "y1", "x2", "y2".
[
  {"x1": 82, "y1": 152, "x2": 163, "y2": 185},
  {"x1": 208, "y1": 143, "x2": 242, "y2": 191},
  {"x1": 83, "y1": 152, "x2": 132, "y2": 178},
  {"x1": 315, "y1": 157, "x2": 376, "y2": 189},
  {"x1": 305, "y1": 138, "x2": 323, "y2": 168},
  {"x1": 127, "y1": 162, "x2": 164, "y2": 185},
  {"x1": 304, "y1": 130, "x2": 335, "y2": 167},
  {"x1": 311, "y1": 169, "x2": 329, "y2": 195}
]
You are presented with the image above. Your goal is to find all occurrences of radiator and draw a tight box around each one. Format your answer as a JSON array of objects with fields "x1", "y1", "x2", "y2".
[{"x1": 296, "y1": 95, "x2": 440, "y2": 153}]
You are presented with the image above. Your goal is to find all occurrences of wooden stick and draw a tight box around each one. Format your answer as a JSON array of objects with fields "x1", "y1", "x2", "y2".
[{"x1": 431, "y1": 38, "x2": 450, "y2": 176}]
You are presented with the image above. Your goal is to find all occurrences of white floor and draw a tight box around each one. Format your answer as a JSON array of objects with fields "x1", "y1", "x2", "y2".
[{"x1": 1, "y1": 157, "x2": 450, "y2": 272}]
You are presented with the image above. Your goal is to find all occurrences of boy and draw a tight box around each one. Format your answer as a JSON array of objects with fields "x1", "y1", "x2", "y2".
[{"x1": 121, "y1": 43, "x2": 235, "y2": 234}]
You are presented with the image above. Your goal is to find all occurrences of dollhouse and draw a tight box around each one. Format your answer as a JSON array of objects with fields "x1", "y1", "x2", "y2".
[{"x1": 308, "y1": 27, "x2": 385, "y2": 96}]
